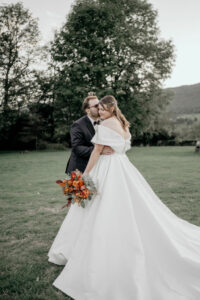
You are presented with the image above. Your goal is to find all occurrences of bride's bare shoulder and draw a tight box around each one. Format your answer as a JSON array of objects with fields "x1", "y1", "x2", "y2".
[
  {"x1": 101, "y1": 117, "x2": 118, "y2": 127},
  {"x1": 101, "y1": 117, "x2": 131, "y2": 138}
]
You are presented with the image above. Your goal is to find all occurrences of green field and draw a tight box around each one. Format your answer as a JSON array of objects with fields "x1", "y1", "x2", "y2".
[
  {"x1": 0, "y1": 147, "x2": 200, "y2": 300},
  {"x1": 180, "y1": 113, "x2": 200, "y2": 120}
]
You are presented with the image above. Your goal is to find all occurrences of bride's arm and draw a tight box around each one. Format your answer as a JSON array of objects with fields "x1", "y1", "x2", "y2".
[{"x1": 83, "y1": 144, "x2": 104, "y2": 175}]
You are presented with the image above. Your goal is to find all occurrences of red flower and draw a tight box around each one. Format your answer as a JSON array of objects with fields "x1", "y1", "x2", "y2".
[
  {"x1": 56, "y1": 180, "x2": 63, "y2": 184},
  {"x1": 56, "y1": 180, "x2": 66, "y2": 187}
]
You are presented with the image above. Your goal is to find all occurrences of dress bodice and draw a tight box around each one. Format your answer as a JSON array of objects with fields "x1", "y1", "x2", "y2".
[{"x1": 91, "y1": 124, "x2": 131, "y2": 154}]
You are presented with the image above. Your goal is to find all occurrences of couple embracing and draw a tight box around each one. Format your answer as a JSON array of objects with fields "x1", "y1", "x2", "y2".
[{"x1": 65, "y1": 93, "x2": 128, "y2": 175}]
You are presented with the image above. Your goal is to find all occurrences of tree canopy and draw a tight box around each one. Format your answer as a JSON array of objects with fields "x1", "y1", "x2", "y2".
[
  {"x1": 51, "y1": 0, "x2": 175, "y2": 135},
  {"x1": 0, "y1": 2, "x2": 39, "y2": 112}
]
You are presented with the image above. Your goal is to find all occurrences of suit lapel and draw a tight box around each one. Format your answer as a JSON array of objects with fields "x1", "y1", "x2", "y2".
[{"x1": 85, "y1": 115, "x2": 95, "y2": 136}]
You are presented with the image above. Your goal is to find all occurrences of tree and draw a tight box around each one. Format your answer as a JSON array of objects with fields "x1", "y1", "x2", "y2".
[
  {"x1": 51, "y1": 0, "x2": 175, "y2": 136},
  {"x1": 0, "y1": 2, "x2": 40, "y2": 112}
]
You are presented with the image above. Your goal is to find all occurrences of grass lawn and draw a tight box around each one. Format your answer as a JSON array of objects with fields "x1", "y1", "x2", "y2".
[{"x1": 0, "y1": 147, "x2": 199, "y2": 300}]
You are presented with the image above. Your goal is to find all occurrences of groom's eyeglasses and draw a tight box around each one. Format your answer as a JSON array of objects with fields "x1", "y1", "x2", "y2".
[{"x1": 89, "y1": 104, "x2": 99, "y2": 108}]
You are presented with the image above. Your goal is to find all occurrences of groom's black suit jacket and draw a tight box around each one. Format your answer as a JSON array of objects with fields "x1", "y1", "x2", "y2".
[{"x1": 65, "y1": 115, "x2": 95, "y2": 174}]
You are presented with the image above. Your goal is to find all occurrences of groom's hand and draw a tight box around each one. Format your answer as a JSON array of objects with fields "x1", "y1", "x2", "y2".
[{"x1": 101, "y1": 146, "x2": 114, "y2": 155}]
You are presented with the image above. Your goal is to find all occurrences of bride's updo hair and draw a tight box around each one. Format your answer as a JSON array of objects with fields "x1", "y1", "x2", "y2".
[{"x1": 99, "y1": 95, "x2": 130, "y2": 130}]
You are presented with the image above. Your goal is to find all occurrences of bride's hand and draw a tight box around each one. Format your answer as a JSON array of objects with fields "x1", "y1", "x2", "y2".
[{"x1": 101, "y1": 146, "x2": 114, "y2": 155}]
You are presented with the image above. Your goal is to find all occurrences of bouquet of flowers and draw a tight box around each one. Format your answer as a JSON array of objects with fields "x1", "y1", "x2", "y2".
[{"x1": 56, "y1": 169, "x2": 97, "y2": 209}]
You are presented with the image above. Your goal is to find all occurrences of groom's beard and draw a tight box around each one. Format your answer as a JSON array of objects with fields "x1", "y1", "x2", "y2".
[{"x1": 90, "y1": 111, "x2": 100, "y2": 119}]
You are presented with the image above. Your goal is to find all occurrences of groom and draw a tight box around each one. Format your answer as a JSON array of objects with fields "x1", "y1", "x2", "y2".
[{"x1": 65, "y1": 93, "x2": 114, "y2": 174}]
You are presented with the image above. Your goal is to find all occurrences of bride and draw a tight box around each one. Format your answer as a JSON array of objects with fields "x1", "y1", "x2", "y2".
[{"x1": 48, "y1": 95, "x2": 200, "y2": 300}]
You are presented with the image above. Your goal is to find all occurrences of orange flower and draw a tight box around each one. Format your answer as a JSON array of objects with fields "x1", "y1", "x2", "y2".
[
  {"x1": 71, "y1": 172, "x2": 77, "y2": 179},
  {"x1": 79, "y1": 180, "x2": 84, "y2": 187},
  {"x1": 68, "y1": 187, "x2": 73, "y2": 193},
  {"x1": 67, "y1": 179, "x2": 73, "y2": 186}
]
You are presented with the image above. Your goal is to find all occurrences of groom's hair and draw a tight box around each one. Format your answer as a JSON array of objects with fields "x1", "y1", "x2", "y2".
[{"x1": 82, "y1": 95, "x2": 98, "y2": 112}]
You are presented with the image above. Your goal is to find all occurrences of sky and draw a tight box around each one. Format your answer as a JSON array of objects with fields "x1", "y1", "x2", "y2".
[{"x1": 1, "y1": 0, "x2": 200, "y2": 88}]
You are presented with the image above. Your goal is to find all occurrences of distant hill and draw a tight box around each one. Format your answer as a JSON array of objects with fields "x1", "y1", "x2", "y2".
[{"x1": 165, "y1": 82, "x2": 200, "y2": 114}]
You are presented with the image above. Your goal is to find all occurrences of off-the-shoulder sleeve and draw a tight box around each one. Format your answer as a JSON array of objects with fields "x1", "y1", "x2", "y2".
[
  {"x1": 91, "y1": 125, "x2": 131, "y2": 153},
  {"x1": 90, "y1": 125, "x2": 111, "y2": 146}
]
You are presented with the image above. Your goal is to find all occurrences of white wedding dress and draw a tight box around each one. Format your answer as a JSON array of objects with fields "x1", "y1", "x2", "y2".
[{"x1": 48, "y1": 124, "x2": 200, "y2": 300}]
